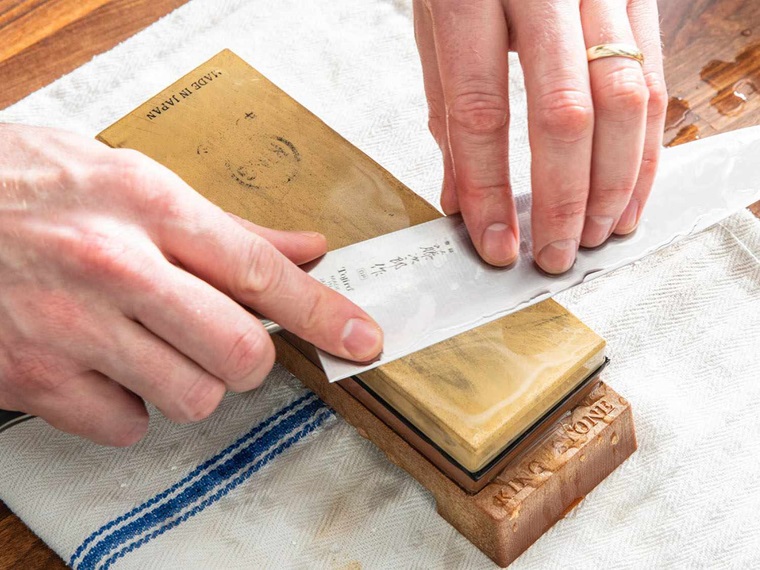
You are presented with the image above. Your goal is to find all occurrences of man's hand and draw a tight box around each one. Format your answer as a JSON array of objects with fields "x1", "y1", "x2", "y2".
[
  {"x1": 414, "y1": 0, "x2": 667, "y2": 273},
  {"x1": 0, "y1": 124, "x2": 383, "y2": 445}
]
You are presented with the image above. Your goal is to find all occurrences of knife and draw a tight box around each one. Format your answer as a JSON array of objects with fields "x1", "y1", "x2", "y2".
[
  {"x1": 308, "y1": 125, "x2": 760, "y2": 381},
  {"x1": 2, "y1": 127, "x2": 759, "y2": 433}
]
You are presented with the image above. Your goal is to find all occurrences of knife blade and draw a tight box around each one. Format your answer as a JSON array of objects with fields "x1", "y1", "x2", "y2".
[{"x1": 308, "y1": 125, "x2": 760, "y2": 382}]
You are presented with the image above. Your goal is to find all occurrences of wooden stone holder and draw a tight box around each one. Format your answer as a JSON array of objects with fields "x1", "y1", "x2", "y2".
[{"x1": 97, "y1": 50, "x2": 637, "y2": 567}]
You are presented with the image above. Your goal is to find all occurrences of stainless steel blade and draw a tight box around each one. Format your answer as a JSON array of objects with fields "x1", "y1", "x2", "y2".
[{"x1": 308, "y1": 126, "x2": 760, "y2": 382}]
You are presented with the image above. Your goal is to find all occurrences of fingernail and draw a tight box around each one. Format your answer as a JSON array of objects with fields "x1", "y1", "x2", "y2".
[
  {"x1": 581, "y1": 215, "x2": 614, "y2": 248},
  {"x1": 342, "y1": 318, "x2": 383, "y2": 361},
  {"x1": 481, "y1": 223, "x2": 518, "y2": 266},
  {"x1": 537, "y1": 239, "x2": 578, "y2": 274},
  {"x1": 616, "y1": 199, "x2": 640, "y2": 234},
  {"x1": 298, "y1": 231, "x2": 324, "y2": 239}
]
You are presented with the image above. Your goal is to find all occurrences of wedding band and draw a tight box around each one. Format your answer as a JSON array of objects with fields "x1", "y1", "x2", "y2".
[{"x1": 586, "y1": 43, "x2": 644, "y2": 66}]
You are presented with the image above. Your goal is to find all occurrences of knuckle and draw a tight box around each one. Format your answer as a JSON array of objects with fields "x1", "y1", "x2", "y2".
[
  {"x1": 534, "y1": 87, "x2": 594, "y2": 143},
  {"x1": 592, "y1": 183, "x2": 635, "y2": 210},
  {"x1": 644, "y1": 71, "x2": 668, "y2": 116},
  {"x1": 458, "y1": 183, "x2": 507, "y2": 202},
  {"x1": 594, "y1": 68, "x2": 649, "y2": 119},
  {"x1": 297, "y1": 288, "x2": 329, "y2": 338},
  {"x1": 141, "y1": 186, "x2": 182, "y2": 222},
  {"x1": 427, "y1": 115, "x2": 445, "y2": 146},
  {"x1": 112, "y1": 149, "x2": 183, "y2": 221},
  {"x1": 48, "y1": 162, "x2": 82, "y2": 192},
  {"x1": 72, "y1": 228, "x2": 144, "y2": 284},
  {"x1": 448, "y1": 89, "x2": 509, "y2": 136},
  {"x1": 222, "y1": 325, "x2": 270, "y2": 388},
  {"x1": 108, "y1": 419, "x2": 149, "y2": 447},
  {"x1": 113, "y1": 149, "x2": 153, "y2": 190},
  {"x1": 75, "y1": 230, "x2": 123, "y2": 273},
  {"x1": 541, "y1": 196, "x2": 588, "y2": 225},
  {"x1": 237, "y1": 238, "x2": 283, "y2": 298},
  {"x1": 177, "y1": 375, "x2": 224, "y2": 422},
  {"x1": 638, "y1": 148, "x2": 661, "y2": 183}
]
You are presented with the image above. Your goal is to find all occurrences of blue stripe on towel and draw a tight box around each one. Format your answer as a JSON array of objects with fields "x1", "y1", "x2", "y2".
[
  {"x1": 70, "y1": 391, "x2": 317, "y2": 566},
  {"x1": 70, "y1": 391, "x2": 316, "y2": 566},
  {"x1": 72, "y1": 392, "x2": 328, "y2": 570},
  {"x1": 102, "y1": 409, "x2": 334, "y2": 570}
]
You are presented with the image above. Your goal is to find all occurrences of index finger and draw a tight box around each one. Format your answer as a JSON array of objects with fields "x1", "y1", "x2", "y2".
[
  {"x1": 511, "y1": 0, "x2": 594, "y2": 273},
  {"x1": 429, "y1": 0, "x2": 518, "y2": 266},
  {"x1": 151, "y1": 173, "x2": 383, "y2": 363}
]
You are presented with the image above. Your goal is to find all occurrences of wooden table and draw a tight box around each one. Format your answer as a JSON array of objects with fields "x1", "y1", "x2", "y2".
[{"x1": 1, "y1": 0, "x2": 759, "y2": 567}]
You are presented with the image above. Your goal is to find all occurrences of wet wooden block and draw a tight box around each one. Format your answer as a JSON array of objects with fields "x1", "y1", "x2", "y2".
[
  {"x1": 276, "y1": 337, "x2": 636, "y2": 567},
  {"x1": 97, "y1": 50, "x2": 636, "y2": 566}
]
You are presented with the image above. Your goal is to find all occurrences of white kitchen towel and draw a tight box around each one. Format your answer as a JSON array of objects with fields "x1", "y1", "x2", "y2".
[{"x1": 1, "y1": 0, "x2": 759, "y2": 568}]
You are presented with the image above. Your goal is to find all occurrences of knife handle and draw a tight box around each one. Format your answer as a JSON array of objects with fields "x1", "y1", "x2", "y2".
[{"x1": 0, "y1": 410, "x2": 32, "y2": 434}]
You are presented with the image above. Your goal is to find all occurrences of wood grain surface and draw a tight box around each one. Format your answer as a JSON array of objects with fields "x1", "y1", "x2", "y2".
[
  {"x1": 0, "y1": 502, "x2": 64, "y2": 569},
  {"x1": 2, "y1": 0, "x2": 760, "y2": 567},
  {"x1": 0, "y1": 0, "x2": 189, "y2": 110},
  {"x1": 661, "y1": 0, "x2": 760, "y2": 145}
]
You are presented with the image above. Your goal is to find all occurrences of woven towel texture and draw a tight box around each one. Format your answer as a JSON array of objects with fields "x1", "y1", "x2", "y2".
[{"x1": 1, "y1": 0, "x2": 759, "y2": 568}]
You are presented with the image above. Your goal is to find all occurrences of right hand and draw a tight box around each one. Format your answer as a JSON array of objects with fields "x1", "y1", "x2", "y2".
[
  {"x1": 414, "y1": 0, "x2": 667, "y2": 273},
  {"x1": 0, "y1": 124, "x2": 383, "y2": 446}
]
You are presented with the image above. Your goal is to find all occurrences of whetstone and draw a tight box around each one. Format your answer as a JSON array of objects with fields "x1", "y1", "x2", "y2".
[
  {"x1": 97, "y1": 50, "x2": 637, "y2": 567},
  {"x1": 96, "y1": 50, "x2": 607, "y2": 479}
]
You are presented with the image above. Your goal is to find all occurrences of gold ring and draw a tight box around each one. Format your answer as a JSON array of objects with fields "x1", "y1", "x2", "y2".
[{"x1": 586, "y1": 43, "x2": 644, "y2": 66}]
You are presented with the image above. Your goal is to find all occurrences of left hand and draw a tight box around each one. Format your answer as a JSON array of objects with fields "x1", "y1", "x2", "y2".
[
  {"x1": 414, "y1": 0, "x2": 667, "y2": 273},
  {"x1": 0, "y1": 125, "x2": 383, "y2": 446}
]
